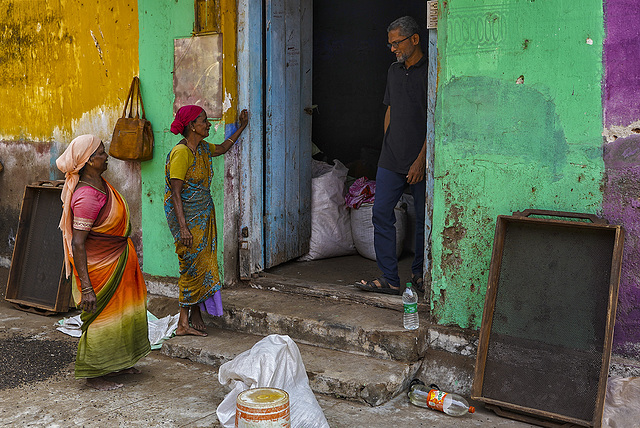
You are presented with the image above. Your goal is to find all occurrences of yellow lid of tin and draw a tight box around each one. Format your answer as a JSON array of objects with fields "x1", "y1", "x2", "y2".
[{"x1": 237, "y1": 388, "x2": 289, "y2": 410}]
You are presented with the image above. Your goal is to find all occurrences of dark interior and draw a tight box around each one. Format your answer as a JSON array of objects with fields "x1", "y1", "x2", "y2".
[{"x1": 312, "y1": 0, "x2": 427, "y2": 179}]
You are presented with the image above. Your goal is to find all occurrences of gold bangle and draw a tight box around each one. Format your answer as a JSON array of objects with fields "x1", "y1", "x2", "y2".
[
  {"x1": 225, "y1": 138, "x2": 235, "y2": 144},
  {"x1": 81, "y1": 288, "x2": 93, "y2": 293}
]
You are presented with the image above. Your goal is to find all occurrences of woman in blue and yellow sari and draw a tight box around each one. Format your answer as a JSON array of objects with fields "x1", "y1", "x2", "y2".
[
  {"x1": 57, "y1": 134, "x2": 150, "y2": 390},
  {"x1": 165, "y1": 105, "x2": 248, "y2": 337}
]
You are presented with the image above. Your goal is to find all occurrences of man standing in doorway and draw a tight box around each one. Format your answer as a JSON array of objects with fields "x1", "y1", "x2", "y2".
[{"x1": 357, "y1": 16, "x2": 427, "y2": 295}]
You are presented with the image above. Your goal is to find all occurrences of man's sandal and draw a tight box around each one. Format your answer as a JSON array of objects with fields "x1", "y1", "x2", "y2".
[
  {"x1": 356, "y1": 277, "x2": 401, "y2": 295},
  {"x1": 411, "y1": 274, "x2": 425, "y2": 293}
]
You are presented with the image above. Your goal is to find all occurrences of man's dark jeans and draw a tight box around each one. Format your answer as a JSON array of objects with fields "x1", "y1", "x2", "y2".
[{"x1": 372, "y1": 167, "x2": 426, "y2": 288}]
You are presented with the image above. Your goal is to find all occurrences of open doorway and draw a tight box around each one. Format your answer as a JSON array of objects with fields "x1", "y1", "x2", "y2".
[{"x1": 264, "y1": 1, "x2": 428, "y2": 289}]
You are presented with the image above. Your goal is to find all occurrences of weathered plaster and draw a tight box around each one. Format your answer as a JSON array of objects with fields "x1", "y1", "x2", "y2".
[
  {"x1": 603, "y1": 0, "x2": 640, "y2": 128},
  {"x1": 602, "y1": 135, "x2": 640, "y2": 358},
  {"x1": 601, "y1": 0, "x2": 640, "y2": 359},
  {"x1": 432, "y1": 0, "x2": 604, "y2": 329},
  {"x1": 138, "y1": 1, "x2": 238, "y2": 281},
  {"x1": 0, "y1": 1, "x2": 141, "y2": 263},
  {"x1": 0, "y1": 1, "x2": 138, "y2": 140},
  {"x1": 0, "y1": 141, "x2": 55, "y2": 256}
]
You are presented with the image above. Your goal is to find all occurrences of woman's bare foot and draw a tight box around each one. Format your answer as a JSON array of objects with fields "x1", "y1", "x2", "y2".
[
  {"x1": 175, "y1": 324, "x2": 208, "y2": 337},
  {"x1": 86, "y1": 376, "x2": 123, "y2": 391},
  {"x1": 176, "y1": 306, "x2": 207, "y2": 336},
  {"x1": 189, "y1": 305, "x2": 207, "y2": 332}
]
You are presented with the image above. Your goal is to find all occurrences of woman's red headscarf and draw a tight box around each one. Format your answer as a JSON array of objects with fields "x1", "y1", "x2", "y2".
[{"x1": 170, "y1": 105, "x2": 204, "y2": 135}]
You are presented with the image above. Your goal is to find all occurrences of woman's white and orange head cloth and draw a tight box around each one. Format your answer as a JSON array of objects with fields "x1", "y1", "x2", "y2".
[{"x1": 56, "y1": 134, "x2": 102, "y2": 277}]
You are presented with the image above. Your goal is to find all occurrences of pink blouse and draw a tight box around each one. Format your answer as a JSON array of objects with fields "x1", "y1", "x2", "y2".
[{"x1": 71, "y1": 185, "x2": 107, "y2": 231}]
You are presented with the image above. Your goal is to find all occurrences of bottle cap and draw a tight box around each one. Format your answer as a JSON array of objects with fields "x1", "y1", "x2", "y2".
[
  {"x1": 469, "y1": 406, "x2": 475, "y2": 413},
  {"x1": 409, "y1": 379, "x2": 425, "y2": 389}
]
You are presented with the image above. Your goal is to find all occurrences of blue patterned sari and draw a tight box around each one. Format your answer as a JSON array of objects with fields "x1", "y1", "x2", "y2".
[{"x1": 164, "y1": 142, "x2": 222, "y2": 310}]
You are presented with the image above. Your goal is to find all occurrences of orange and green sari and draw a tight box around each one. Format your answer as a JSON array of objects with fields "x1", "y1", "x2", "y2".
[{"x1": 70, "y1": 180, "x2": 150, "y2": 379}]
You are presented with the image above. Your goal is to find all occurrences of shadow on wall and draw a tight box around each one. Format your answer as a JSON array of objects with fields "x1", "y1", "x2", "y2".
[
  {"x1": 438, "y1": 75, "x2": 568, "y2": 175},
  {"x1": 603, "y1": 133, "x2": 640, "y2": 359}
]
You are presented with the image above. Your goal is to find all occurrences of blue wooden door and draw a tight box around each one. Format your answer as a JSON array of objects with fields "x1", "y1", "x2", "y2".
[{"x1": 264, "y1": 0, "x2": 312, "y2": 268}]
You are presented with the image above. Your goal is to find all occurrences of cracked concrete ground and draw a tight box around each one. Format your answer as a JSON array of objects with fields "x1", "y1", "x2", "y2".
[{"x1": 0, "y1": 293, "x2": 535, "y2": 427}]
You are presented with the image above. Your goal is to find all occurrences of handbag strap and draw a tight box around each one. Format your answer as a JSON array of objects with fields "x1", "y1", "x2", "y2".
[
  {"x1": 121, "y1": 76, "x2": 147, "y2": 120},
  {"x1": 121, "y1": 77, "x2": 136, "y2": 118},
  {"x1": 135, "y1": 77, "x2": 147, "y2": 120}
]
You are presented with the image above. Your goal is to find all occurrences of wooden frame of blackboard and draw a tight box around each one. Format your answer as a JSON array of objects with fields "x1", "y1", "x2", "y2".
[
  {"x1": 471, "y1": 209, "x2": 624, "y2": 428},
  {"x1": 5, "y1": 181, "x2": 72, "y2": 315}
]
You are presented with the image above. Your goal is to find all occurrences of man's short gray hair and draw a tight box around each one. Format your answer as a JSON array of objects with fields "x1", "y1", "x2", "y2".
[{"x1": 387, "y1": 16, "x2": 420, "y2": 38}]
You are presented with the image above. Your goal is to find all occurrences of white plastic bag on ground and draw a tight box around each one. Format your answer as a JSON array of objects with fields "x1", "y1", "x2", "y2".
[
  {"x1": 56, "y1": 311, "x2": 179, "y2": 350},
  {"x1": 216, "y1": 334, "x2": 329, "y2": 428},
  {"x1": 602, "y1": 376, "x2": 640, "y2": 428},
  {"x1": 299, "y1": 160, "x2": 356, "y2": 261},
  {"x1": 350, "y1": 202, "x2": 406, "y2": 261}
]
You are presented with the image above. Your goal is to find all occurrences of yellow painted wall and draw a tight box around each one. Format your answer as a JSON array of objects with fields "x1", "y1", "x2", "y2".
[
  {"x1": 0, "y1": 0, "x2": 139, "y2": 141},
  {"x1": 221, "y1": 0, "x2": 238, "y2": 124}
]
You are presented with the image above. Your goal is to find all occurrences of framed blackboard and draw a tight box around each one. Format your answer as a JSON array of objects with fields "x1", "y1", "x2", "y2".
[
  {"x1": 472, "y1": 210, "x2": 624, "y2": 428},
  {"x1": 5, "y1": 181, "x2": 72, "y2": 314}
]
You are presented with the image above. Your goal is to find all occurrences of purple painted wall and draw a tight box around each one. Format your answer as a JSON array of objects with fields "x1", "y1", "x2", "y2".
[
  {"x1": 603, "y1": 1, "x2": 640, "y2": 127},
  {"x1": 603, "y1": 0, "x2": 640, "y2": 358}
]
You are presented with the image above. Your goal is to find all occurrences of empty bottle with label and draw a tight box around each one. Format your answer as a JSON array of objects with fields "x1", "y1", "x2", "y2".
[
  {"x1": 402, "y1": 283, "x2": 419, "y2": 330},
  {"x1": 408, "y1": 379, "x2": 475, "y2": 417}
]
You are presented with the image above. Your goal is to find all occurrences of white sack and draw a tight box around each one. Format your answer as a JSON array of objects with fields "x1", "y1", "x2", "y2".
[
  {"x1": 602, "y1": 376, "x2": 640, "y2": 428},
  {"x1": 299, "y1": 159, "x2": 356, "y2": 261},
  {"x1": 350, "y1": 202, "x2": 406, "y2": 261},
  {"x1": 216, "y1": 334, "x2": 329, "y2": 428}
]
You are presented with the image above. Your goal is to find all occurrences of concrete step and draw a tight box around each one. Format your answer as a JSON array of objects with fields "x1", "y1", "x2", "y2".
[
  {"x1": 159, "y1": 327, "x2": 420, "y2": 406},
  {"x1": 250, "y1": 273, "x2": 430, "y2": 313},
  {"x1": 161, "y1": 287, "x2": 429, "y2": 362},
  {"x1": 148, "y1": 289, "x2": 427, "y2": 362}
]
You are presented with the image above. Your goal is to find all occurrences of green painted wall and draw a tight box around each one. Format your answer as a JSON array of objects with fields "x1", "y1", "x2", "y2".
[
  {"x1": 138, "y1": 1, "x2": 226, "y2": 278},
  {"x1": 432, "y1": 0, "x2": 604, "y2": 328}
]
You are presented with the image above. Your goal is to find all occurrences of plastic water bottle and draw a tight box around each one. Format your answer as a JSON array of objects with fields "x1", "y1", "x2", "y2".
[
  {"x1": 402, "y1": 283, "x2": 419, "y2": 330},
  {"x1": 408, "y1": 380, "x2": 475, "y2": 416}
]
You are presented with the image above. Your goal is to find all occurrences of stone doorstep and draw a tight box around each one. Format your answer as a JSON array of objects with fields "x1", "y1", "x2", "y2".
[
  {"x1": 149, "y1": 288, "x2": 428, "y2": 362},
  {"x1": 250, "y1": 273, "x2": 430, "y2": 313},
  {"x1": 159, "y1": 327, "x2": 420, "y2": 407}
]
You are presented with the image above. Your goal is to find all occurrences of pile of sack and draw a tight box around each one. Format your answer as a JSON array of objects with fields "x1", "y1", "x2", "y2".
[{"x1": 299, "y1": 159, "x2": 413, "y2": 262}]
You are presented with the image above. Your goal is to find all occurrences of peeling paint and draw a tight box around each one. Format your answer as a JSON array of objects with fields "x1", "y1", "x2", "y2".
[
  {"x1": 432, "y1": 1, "x2": 604, "y2": 329},
  {"x1": 0, "y1": 1, "x2": 139, "y2": 140},
  {"x1": 440, "y1": 203, "x2": 466, "y2": 275},
  {"x1": 602, "y1": 119, "x2": 640, "y2": 143},
  {"x1": 90, "y1": 30, "x2": 104, "y2": 63},
  {"x1": 222, "y1": 91, "x2": 232, "y2": 113},
  {"x1": 51, "y1": 105, "x2": 121, "y2": 143},
  {"x1": 602, "y1": 134, "x2": 640, "y2": 358}
]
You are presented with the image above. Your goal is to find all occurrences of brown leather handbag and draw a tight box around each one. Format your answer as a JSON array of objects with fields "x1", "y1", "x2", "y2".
[{"x1": 109, "y1": 76, "x2": 154, "y2": 161}]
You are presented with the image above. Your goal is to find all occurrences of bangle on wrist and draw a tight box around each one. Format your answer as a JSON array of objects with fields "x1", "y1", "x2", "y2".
[
  {"x1": 81, "y1": 287, "x2": 93, "y2": 293},
  {"x1": 225, "y1": 138, "x2": 235, "y2": 145}
]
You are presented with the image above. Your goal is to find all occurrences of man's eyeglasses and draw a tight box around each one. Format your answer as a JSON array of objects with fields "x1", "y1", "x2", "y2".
[{"x1": 387, "y1": 35, "x2": 412, "y2": 49}]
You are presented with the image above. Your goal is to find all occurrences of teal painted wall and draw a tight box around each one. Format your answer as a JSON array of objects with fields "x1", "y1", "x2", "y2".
[
  {"x1": 138, "y1": 1, "x2": 226, "y2": 278},
  {"x1": 432, "y1": 0, "x2": 604, "y2": 328}
]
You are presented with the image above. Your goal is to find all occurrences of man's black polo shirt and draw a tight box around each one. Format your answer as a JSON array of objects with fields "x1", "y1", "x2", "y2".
[{"x1": 380, "y1": 55, "x2": 427, "y2": 175}]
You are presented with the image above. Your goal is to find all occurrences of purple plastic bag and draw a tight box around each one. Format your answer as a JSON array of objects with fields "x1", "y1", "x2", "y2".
[{"x1": 345, "y1": 177, "x2": 376, "y2": 209}]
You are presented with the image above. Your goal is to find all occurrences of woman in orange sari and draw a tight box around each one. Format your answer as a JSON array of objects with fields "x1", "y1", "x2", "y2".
[{"x1": 57, "y1": 134, "x2": 150, "y2": 391}]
